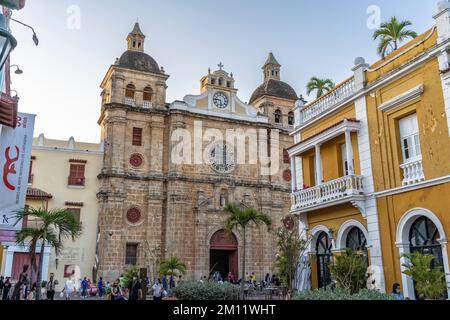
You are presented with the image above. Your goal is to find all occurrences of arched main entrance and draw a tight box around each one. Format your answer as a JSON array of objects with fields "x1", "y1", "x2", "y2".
[{"x1": 210, "y1": 230, "x2": 238, "y2": 280}]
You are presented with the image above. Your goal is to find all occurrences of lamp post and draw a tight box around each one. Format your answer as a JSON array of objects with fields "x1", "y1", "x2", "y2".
[
  {"x1": 10, "y1": 64, "x2": 22, "y2": 74},
  {"x1": 0, "y1": 13, "x2": 16, "y2": 70}
]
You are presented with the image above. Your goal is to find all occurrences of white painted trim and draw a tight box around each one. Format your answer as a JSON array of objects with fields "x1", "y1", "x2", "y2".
[
  {"x1": 355, "y1": 95, "x2": 386, "y2": 292},
  {"x1": 373, "y1": 175, "x2": 450, "y2": 198},
  {"x1": 396, "y1": 208, "x2": 450, "y2": 299},
  {"x1": 309, "y1": 225, "x2": 332, "y2": 252},
  {"x1": 170, "y1": 101, "x2": 268, "y2": 124},
  {"x1": 378, "y1": 84, "x2": 424, "y2": 112},
  {"x1": 335, "y1": 219, "x2": 369, "y2": 250},
  {"x1": 288, "y1": 120, "x2": 361, "y2": 157}
]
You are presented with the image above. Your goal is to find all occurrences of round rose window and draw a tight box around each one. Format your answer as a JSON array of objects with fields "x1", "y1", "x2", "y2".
[
  {"x1": 129, "y1": 154, "x2": 143, "y2": 168},
  {"x1": 283, "y1": 169, "x2": 292, "y2": 182},
  {"x1": 126, "y1": 208, "x2": 142, "y2": 224}
]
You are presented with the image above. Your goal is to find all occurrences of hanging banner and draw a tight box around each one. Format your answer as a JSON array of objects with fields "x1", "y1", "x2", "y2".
[{"x1": 0, "y1": 112, "x2": 35, "y2": 231}]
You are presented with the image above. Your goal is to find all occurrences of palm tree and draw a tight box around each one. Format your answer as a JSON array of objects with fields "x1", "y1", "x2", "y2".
[
  {"x1": 159, "y1": 257, "x2": 187, "y2": 277},
  {"x1": 15, "y1": 208, "x2": 82, "y2": 300},
  {"x1": 306, "y1": 77, "x2": 335, "y2": 99},
  {"x1": 223, "y1": 204, "x2": 272, "y2": 300},
  {"x1": 373, "y1": 16, "x2": 418, "y2": 58}
]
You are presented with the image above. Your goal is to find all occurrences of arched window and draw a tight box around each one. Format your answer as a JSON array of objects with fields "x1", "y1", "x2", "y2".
[
  {"x1": 409, "y1": 216, "x2": 447, "y2": 299},
  {"x1": 288, "y1": 112, "x2": 294, "y2": 126},
  {"x1": 316, "y1": 232, "x2": 333, "y2": 289},
  {"x1": 125, "y1": 84, "x2": 136, "y2": 99},
  {"x1": 274, "y1": 109, "x2": 282, "y2": 124},
  {"x1": 409, "y1": 217, "x2": 443, "y2": 268},
  {"x1": 346, "y1": 227, "x2": 367, "y2": 253},
  {"x1": 143, "y1": 86, "x2": 153, "y2": 102}
]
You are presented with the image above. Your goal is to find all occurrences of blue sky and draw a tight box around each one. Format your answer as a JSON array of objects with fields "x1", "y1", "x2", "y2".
[{"x1": 10, "y1": 0, "x2": 437, "y2": 142}]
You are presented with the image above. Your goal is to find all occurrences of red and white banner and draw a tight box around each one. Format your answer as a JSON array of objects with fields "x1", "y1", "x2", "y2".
[{"x1": 0, "y1": 112, "x2": 35, "y2": 231}]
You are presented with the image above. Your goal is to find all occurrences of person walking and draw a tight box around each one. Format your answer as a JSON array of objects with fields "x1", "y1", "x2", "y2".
[
  {"x1": 152, "y1": 279, "x2": 164, "y2": 301},
  {"x1": 11, "y1": 265, "x2": 29, "y2": 300},
  {"x1": 162, "y1": 275, "x2": 168, "y2": 291},
  {"x1": 97, "y1": 277, "x2": 104, "y2": 298},
  {"x1": 81, "y1": 277, "x2": 89, "y2": 298},
  {"x1": 2, "y1": 277, "x2": 11, "y2": 300},
  {"x1": 46, "y1": 273, "x2": 57, "y2": 300},
  {"x1": 128, "y1": 276, "x2": 141, "y2": 301},
  {"x1": 63, "y1": 277, "x2": 75, "y2": 300}
]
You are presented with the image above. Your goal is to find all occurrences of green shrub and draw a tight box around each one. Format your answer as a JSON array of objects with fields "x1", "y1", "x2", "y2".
[
  {"x1": 402, "y1": 252, "x2": 447, "y2": 300},
  {"x1": 294, "y1": 288, "x2": 394, "y2": 301},
  {"x1": 123, "y1": 267, "x2": 140, "y2": 287},
  {"x1": 329, "y1": 249, "x2": 368, "y2": 294},
  {"x1": 172, "y1": 281, "x2": 239, "y2": 300}
]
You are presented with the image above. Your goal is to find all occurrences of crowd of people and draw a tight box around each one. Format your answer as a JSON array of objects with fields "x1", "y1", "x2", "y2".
[{"x1": 1, "y1": 265, "x2": 287, "y2": 301}]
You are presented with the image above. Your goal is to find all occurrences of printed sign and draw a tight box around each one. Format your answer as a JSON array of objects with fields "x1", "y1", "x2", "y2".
[{"x1": 0, "y1": 112, "x2": 35, "y2": 230}]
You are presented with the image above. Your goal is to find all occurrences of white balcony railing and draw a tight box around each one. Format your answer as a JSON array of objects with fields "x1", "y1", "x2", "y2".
[
  {"x1": 124, "y1": 98, "x2": 136, "y2": 107},
  {"x1": 143, "y1": 100, "x2": 152, "y2": 109},
  {"x1": 400, "y1": 158, "x2": 425, "y2": 186},
  {"x1": 300, "y1": 77, "x2": 355, "y2": 125},
  {"x1": 292, "y1": 175, "x2": 364, "y2": 210}
]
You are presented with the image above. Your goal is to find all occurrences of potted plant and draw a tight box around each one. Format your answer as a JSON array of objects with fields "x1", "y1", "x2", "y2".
[{"x1": 402, "y1": 252, "x2": 447, "y2": 300}]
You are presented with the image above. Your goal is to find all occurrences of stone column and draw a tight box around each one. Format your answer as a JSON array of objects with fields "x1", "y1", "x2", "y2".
[{"x1": 315, "y1": 144, "x2": 323, "y2": 185}]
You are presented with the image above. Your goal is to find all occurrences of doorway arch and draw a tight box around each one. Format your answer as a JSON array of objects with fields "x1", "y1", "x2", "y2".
[{"x1": 209, "y1": 230, "x2": 238, "y2": 281}]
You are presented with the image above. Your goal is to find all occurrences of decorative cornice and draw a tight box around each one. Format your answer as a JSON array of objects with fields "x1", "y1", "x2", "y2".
[
  {"x1": 97, "y1": 171, "x2": 290, "y2": 192},
  {"x1": 65, "y1": 201, "x2": 84, "y2": 207},
  {"x1": 69, "y1": 159, "x2": 88, "y2": 164},
  {"x1": 378, "y1": 84, "x2": 424, "y2": 112}
]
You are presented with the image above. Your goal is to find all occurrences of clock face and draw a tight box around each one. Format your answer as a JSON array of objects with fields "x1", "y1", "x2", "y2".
[{"x1": 213, "y1": 92, "x2": 229, "y2": 109}]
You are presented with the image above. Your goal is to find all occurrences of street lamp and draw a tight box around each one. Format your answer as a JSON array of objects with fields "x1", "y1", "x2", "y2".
[
  {"x1": 10, "y1": 64, "x2": 22, "y2": 74},
  {"x1": 10, "y1": 17, "x2": 38, "y2": 46},
  {"x1": 0, "y1": 13, "x2": 17, "y2": 70}
]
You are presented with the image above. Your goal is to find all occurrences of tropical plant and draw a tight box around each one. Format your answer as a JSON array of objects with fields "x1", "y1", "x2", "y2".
[
  {"x1": 329, "y1": 249, "x2": 368, "y2": 294},
  {"x1": 159, "y1": 257, "x2": 187, "y2": 278},
  {"x1": 15, "y1": 207, "x2": 82, "y2": 300},
  {"x1": 123, "y1": 267, "x2": 140, "y2": 288},
  {"x1": 223, "y1": 204, "x2": 272, "y2": 299},
  {"x1": 294, "y1": 288, "x2": 394, "y2": 301},
  {"x1": 173, "y1": 281, "x2": 239, "y2": 300},
  {"x1": 373, "y1": 16, "x2": 418, "y2": 58},
  {"x1": 402, "y1": 252, "x2": 447, "y2": 300},
  {"x1": 306, "y1": 77, "x2": 335, "y2": 99},
  {"x1": 274, "y1": 225, "x2": 310, "y2": 291}
]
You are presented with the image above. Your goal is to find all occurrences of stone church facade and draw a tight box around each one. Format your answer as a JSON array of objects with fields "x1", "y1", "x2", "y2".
[{"x1": 96, "y1": 23, "x2": 299, "y2": 281}]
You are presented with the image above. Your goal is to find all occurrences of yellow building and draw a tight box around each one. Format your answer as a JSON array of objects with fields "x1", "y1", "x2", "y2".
[
  {"x1": 0, "y1": 134, "x2": 103, "y2": 284},
  {"x1": 289, "y1": 1, "x2": 450, "y2": 298}
]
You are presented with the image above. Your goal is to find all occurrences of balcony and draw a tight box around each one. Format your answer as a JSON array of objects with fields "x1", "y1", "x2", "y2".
[
  {"x1": 68, "y1": 177, "x2": 85, "y2": 187},
  {"x1": 400, "y1": 158, "x2": 425, "y2": 186},
  {"x1": 300, "y1": 77, "x2": 355, "y2": 126},
  {"x1": 124, "y1": 97, "x2": 136, "y2": 107},
  {"x1": 291, "y1": 175, "x2": 365, "y2": 213},
  {"x1": 142, "y1": 100, "x2": 152, "y2": 109}
]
